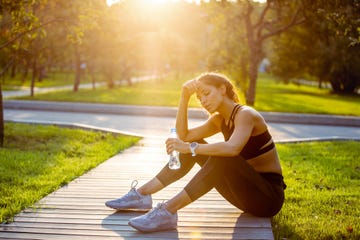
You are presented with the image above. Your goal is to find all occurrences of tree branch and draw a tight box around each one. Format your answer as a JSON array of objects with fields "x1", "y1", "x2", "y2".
[
  {"x1": 259, "y1": 7, "x2": 305, "y2": 42},
  {"x1": 254, "y1": 1, "x2": 271, "y2": 29},
  {"x1": 0, "y1": 18, "x2": 73, "y2": 50},
  {"x1": 0, "y1": 58, "x2": 15, "y2": 78}
]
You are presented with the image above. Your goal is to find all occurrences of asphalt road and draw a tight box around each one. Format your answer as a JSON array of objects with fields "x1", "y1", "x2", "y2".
[{"x1": 4, "y1": 109, "x2": 360, "y2": 143}]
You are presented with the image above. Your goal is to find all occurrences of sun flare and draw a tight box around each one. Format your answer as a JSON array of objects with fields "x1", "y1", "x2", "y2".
[
  {"x1": 107, "y1": 0, "x2": 180, "y2": 7},
  {"x1": 106, "y1": 0, "x2": 267, "y2": 7}
]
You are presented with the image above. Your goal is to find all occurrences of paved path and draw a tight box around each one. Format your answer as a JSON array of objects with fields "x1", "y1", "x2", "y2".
[{"x1": 4, "y1": 108, "x2": 360, "y2": 142}]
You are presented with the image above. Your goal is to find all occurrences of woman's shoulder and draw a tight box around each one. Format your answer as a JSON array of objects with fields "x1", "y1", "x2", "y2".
[
  {"x1": 238, "y1": 105, "x2": 263, "y2": 114},
  {"x1": 237, "y1": 105, "x2": 257, "y2": 115},
  {"x1": 236, "y1": 105, "x2": 265, "y2": 121}
]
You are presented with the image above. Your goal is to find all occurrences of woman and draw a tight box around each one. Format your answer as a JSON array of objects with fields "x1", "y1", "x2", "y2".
[{"x1": 105, "y1": 72, "x2": 286, "y2": 233}]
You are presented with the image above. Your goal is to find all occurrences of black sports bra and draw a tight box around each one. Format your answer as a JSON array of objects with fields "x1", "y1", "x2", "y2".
[{"x1": 221, "y1": 104, "x2": 275, "y2": 160}]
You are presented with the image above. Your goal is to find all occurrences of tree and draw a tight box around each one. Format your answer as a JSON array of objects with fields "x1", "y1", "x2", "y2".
[
  {"x1": 0, "y1": 0, "x2": 103, "y2": 145},
  {"x1": 270, "y1": 0, "x2": 360, "y2": 94},
  {"x1": 0, "y1": 0, "x2": 48, "y2": 146},
  {"x1": 206, "y1": 0, "x2": 305, "y2": 105}
]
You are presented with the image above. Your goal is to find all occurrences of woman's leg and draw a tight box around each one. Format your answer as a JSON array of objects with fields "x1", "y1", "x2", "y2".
[
  {"x1": 218, "y1": 163, "x2": 285, "y2": 217},
  {"x1": 139, "y1": 139, "x2": 209, "y2": 195},
  {"x1": 137, "y1": 177, "x2": 165, "y2": 195},
  {"x1": 137, "y1": 152, "x2": 209, "y2": 195},
  {"x1": 166, "y1": 155, "x2": 284, "y2": 217}
]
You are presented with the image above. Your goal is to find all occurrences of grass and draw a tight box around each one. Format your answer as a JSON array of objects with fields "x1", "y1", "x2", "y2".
[
  {"x1": 1, "y1": 72, "x2": 83, "y2": 90},
  {"x1": 0, "y1": 122, "x2": 140, "y2": 223},
  {"x1": 255, "y1": 75, "x2": 360, "y2": 116},
  {"x1": 1, "y1": 71, "x2": 110, "y2": 90},
  {"x1": 274, "y1": 141, "x2": 360, "y2": 239},
  {"x1": 11, "y1": 73, "x2": 360, "y2": 116}
]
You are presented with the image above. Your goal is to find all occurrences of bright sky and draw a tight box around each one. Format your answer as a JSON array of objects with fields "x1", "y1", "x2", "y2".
[{"x1": 106, "y1": 0, "x2": 267, "y2": 7}]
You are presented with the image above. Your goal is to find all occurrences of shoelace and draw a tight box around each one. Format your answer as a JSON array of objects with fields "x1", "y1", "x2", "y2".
[
  {"x1": 147, "y1": 202, "x2": 168, "y2": 219},
  {"x1": 131, "y1": 180, "x2": 138, "y2": 189},
  {"x1": 120, "y1": 180, "x2": 140, "y2": 201}
]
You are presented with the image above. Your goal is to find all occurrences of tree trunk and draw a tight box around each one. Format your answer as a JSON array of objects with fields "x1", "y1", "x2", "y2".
[
  {"x1": 30, "y1": 59, "x2": 37, "y2": 97},
  {"x1": 239, "y1": 55, "x2": 248, "y2": 92},
  {"x1": 246, "y1": 57, "x2": 259, "y2": 106},
  {"x1": 0, "y1": 83, "x2": 4, "y2": 147},
  {"x1": 21, "y1": 64, "x2": 29, "y2": 84},
  {"x1": 73, "y1": 46, "x2": 81, "y2": 92},
  {"x1": 244, "y1": 3, "x2": 261, "y2": 106},
  {"x1": 10, "y1": 62, "x2": 16, "y2": 78},
  {"x1": 318, "y1": 78, "x2": 323, "y2": 89},
  {"x1": 88, "y1": 65, "x2": 96, "y2": 90}
]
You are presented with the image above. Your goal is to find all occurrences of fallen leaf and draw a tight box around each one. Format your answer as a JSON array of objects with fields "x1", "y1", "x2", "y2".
[
  {"x1": 334, "y1": 209, "x2": 341, "y2": 215},
  {"x1": 346, "y1": 226, "x2": 353, "y2": 233}
]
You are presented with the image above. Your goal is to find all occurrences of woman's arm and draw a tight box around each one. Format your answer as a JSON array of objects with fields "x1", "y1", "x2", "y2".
[
  {"x1": 169, "y1": 109, "x2": 255, "y2": 157},
  {"x1": 175, "y1": 79, "x2": 220, "y2": 142}
]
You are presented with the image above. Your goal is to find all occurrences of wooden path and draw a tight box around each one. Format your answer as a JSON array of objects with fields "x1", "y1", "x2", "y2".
[{"x1": 0, "y1": 137, "x2": 274, "y2": 240}]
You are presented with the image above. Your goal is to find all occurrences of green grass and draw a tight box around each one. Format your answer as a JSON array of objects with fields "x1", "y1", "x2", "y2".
[
  {"x1": 274, "y1": 141, "x2": 360, "y2": 239},
  {"x1": 1, "y1": 71, "x2": 95, "y2": 90},
  {"x1": 255, "y1": 75, "x2": 360, "y2": 116},
  {"x1": 12, "y1": 73, "x2": 360, "y2": 116},
  {"x1": 0, "y1": 122, "x2": 140, "y2": 223}
]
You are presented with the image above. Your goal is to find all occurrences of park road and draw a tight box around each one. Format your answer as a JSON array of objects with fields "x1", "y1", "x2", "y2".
[{"x1": 4, "y1": 108, "x2": 360, "y2": 142}]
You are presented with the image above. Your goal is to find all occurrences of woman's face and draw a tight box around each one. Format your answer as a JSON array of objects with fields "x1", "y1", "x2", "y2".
[{"x1": 196, "y1": 81, "x2": 224, "y2": 113}]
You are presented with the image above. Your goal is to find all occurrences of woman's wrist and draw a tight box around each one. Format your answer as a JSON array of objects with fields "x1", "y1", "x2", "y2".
[{"x1": 180, "y1": 91, "x2": 191, "y2": 102}]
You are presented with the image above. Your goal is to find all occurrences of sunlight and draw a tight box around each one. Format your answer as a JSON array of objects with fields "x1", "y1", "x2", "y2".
[
  {"x1": 107, "y1": 0, "x2": 179, "y2": 7},
  {"x1": 106, "y1": 0, "x2": 121, "y2": 7},
  {"x1": 107, "y1": 0, "x2": 267, "y2": 7}
]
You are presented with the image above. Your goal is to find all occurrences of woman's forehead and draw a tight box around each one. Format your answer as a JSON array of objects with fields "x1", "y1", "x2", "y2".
[{"x1": 197, "y1": 81, "x2": 212, "y2": 91}]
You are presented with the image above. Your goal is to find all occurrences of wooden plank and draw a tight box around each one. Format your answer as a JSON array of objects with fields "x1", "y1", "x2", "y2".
[
  {"x1": 0, "y1": 137, "x2": 274, "y2": 240},
  {"x1": 0, "y1": 227, "x2": 273, "y2": 239}
]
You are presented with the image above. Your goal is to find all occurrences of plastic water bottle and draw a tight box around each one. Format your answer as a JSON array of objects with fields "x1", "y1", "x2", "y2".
[{"x1": 168, "y1": 128, "x2": 181, "y2": 170}]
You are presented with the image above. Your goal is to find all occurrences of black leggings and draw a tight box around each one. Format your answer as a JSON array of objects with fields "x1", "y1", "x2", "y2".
[{"x1": 156, "y1": 150, "x2": 286, "y2": 217}]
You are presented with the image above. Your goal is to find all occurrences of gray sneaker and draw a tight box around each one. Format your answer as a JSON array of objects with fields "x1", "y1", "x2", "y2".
[
  {"x1": 128, "y1": 202, "x2": 178, "y2": 232},
  {"x1": 105, "y1": 180, "x2": 152, "y2": 211}
]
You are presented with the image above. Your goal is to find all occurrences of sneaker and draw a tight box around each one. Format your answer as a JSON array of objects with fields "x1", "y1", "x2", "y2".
[
  {"x1": 105, "y1": 180, "x2": 152, "y2": 211},
  {"x1": 128, "y1": 202, "x2": 178, "y2": 232}
]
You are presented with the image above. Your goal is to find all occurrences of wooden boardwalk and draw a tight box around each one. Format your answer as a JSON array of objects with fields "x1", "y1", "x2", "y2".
[{"x1": 0, "y1": 137, "x2": 274, "y2": 240}]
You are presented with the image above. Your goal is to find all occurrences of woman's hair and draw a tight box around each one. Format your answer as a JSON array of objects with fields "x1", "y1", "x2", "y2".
[{"x1": 196, "y1": 72, "x2": 239, "y2": 103}]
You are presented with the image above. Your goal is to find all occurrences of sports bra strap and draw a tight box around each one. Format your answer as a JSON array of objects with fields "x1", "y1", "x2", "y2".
[{"x1": 227, "y1": 104, "x2": 242, "y2": 129}]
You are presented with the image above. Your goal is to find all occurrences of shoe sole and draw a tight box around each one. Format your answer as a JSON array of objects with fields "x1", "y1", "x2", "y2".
[
  {"x1": 105, "y1": 204, "x2": 151, "y2": 212},
  {"x1": 128, "y1": 221, "x2": 177, "y2": 233}
]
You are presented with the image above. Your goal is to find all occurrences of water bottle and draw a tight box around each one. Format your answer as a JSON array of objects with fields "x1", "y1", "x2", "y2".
[{"x1": 168, "y1": 128, "x2": 181, "y2": 170}]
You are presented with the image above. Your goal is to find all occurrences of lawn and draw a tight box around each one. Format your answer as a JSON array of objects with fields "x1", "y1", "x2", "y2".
[
  {"x1": 1, "y1": 71, "x2": 93, "y2": 90},
  {"x1": 12, "y1": 73, "x2": 360, "y2": 116},
  {"x1": 274, "y1": 141, "x2": 360, "y2": 239},
  {"x1": 0, "y1": 122, "x2": 140, "y2": 223},
  {"x1": 255, "y1": 75, "x2": 360, "y2": 116}
]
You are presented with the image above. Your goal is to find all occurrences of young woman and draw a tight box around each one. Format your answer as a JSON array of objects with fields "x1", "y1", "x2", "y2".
[{"x1": 105, "y1": 72, "x2": 286, "y2": 233}]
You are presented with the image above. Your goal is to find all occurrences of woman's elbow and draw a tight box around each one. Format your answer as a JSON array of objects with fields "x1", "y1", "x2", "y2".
[
  {"x1": 178, "y1": 133, "x2": 191, "y2": 142},
  {"x1": 227, "y1": 150, "x2": 240, "y2": 157},
  {"x1": 226, "y1": 145, "x2": 242, "y2": 157}
]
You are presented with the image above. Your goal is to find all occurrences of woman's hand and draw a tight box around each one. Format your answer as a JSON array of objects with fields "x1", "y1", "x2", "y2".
[
  {"x1": 182, "y1": 79, "x2": 198, "y2": 99},
  {"x1": 165, "y1": 137, "x2": 189, "y2": 155}
]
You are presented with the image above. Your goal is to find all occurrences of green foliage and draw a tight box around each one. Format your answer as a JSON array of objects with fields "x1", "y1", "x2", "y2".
[
  {"x1": 270, "y1": 0, "x2": 360, "y2": 94},
  {"x1": 274, "y1": 141, "x2": 360, "y2": 239},
  {"x1": 0, "y1": 122, "x2": 140, "y2": 223}
]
